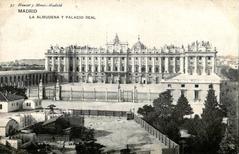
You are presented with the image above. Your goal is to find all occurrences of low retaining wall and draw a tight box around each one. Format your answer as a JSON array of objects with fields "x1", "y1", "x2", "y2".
[
  {"x1": 69, "y1": 109, "x2": 127, "y2": 117},
  {"x1": 133, "y1": 114, "x2": 180, "y2": 154}
]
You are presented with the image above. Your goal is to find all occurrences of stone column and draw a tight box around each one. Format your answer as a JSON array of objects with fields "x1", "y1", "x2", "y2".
[
  {"x1": 118, "y1": 57, "x2": 121, "y2": 72},
  {"x1": 64, "y1": 56, "x2": 67, "y2": 72},
  {"x1": 104, "y1": 57, "x2": 107, "y2": 71},
  {"x1": 55, "y1": 79, "x2": 61, "y2": 100},
  {"x1": 86, "y1": 56, "x2": 88, "y2": 72},
  {"x1": 211, "y1": 56, "x2": 215, "y2": 74},
  {"x1": 179, "y1": 57, "x2": 184, "y2": 73},
  {"x1": 118, "y1": 85, "x2": 121, "y2": 102},
  {"x1": 58, "y1": 57, "x2": 61, "y2": 72},
  {"x1": 152, "y1": 58, "x2": 155, "y2": 73},
  {"x1": 133, "y1": 86, "x2": 137, "y2": 103},
  {"x1": 124, "y1": 57, "x2": 127, "y2": 72},
  {"x1": 165, "y1": 57, "x2": 168, "y2": 73},
  {"x1": 185, "y1": 56, "x2": 188, "y2": 74},
  {"x1": 111, "y1": 57, "x2": 114, "y2": 71},
  {"x1": 132, "y1": 57, "x2": 135, "y2": 72},
  {"x1": 39, "y1": 79, "x2": 45, "y2": 99},
  {"x1": 193, "y1": 56, "x2": 197, "y2": 75},
  {"x1": 99, "y1": 57, "x2": 101, "y2": 72},
  {"x1": 45, "y1": 57, "x2": 49, "y2": 71},
  {"x1": 79, "y1": 57, "x2": 82, "y2": 72},
  {"x1": 52, "y1": 56, "x2": 55, "y2": 72},
  {"x1": 92, "y1": 57, "x2": 95, "y2": 72},
  {"x1": 172, "y1": 57, "x2": 176, "y2": 73},
  {"x1": 139, "y1": 57, "x2": 142, "y2": 73},
  {"x1": 146, "y1": 57, "x2": 148, "y2": 73},
  {"x1": 202, "y1": 56, "x2": 206, "y2": 75},
  {"x1": 73, "y1": 57, "x2": 76, "y2": 72},
  {"x1": 159, "y1": 57, "x2": 162, "y2": 73}
]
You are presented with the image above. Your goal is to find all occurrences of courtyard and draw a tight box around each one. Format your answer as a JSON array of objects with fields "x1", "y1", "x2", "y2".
[{"x1": 85, "y1": 116, "x2": 167, "y2": 154}]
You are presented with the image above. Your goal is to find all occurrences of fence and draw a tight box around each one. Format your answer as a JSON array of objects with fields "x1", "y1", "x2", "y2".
[
  {"x1": 133, "y1": 114, "x2": 180, "y2": 154},
  {"x1": 30, "y1": 87, "x2": 160, "y2": 103},
  {"x1": 67, "y1": 109, "x2": 128, "y2": 117}
]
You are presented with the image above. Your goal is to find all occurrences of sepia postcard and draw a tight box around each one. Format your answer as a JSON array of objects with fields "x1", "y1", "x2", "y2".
[{"x1": 0, "y1": 0, "x2": 238, "y2": 154}]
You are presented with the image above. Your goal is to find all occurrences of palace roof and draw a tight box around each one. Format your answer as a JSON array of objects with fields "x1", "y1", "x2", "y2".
[{"x1": 162, "y1": 73, "x2": 221, "y2": 84}]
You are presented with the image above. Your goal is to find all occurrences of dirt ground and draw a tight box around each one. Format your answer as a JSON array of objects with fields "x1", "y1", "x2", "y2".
[
  {"x1": 42, "y1": 100, "x2": 150, "y2": 112},
  {"x1": 84, "y1": 116, "x2": 166, "y2": 154}
]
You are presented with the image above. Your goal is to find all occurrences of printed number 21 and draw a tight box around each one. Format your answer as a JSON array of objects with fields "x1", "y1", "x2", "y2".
[{"x1": 10, "y1": 4, "x2": 15, "y2": 7}]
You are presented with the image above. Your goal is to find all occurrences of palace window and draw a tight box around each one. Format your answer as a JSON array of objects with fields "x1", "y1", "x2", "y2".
[
  {"x1": 122, "y1": 66, "x2": 125, "y2": 71},
  {"x1": 141, "y1": 66, "x2": 146, "y2": 72},
  {"x1": 114, "y1": 66, "x2": 118, "y2": 71},
  {"x1": 155, "y1": 66, "x2": 159, "y2": 73},
  {"x1": 0, "y1": 104, "x2": 2, "y2": 109},
  {"x1": 168, "y1": 84, "x2": 172, "y2": 88},
  {"x1": 76, "y1": 67, "x2": 79, "y2": 72},
  {"x1": 135, "y1": 66, "x2": 139, "y2": 72},
  {"x1": 95, "y1": 66, "x2": 98, "y2": 72},
  {"x1": 194, "y1": 90, "x2": 200, "y2": 101},
  {"x1": 88, "y1": 65, "x2": 92, "y2": 72},
  {"x1": 156, "y1": 57, "x2": 158, "y2": 61},
  {"x1": 148, "y1": 67, "x2": 152, "y2": 73},
  {"x1": 181, "y1": 84, "x2": 185, "y2": 88},
  {"x1": 195, "y1": 84, "x2": 199, "y2": 88},
  {"x1": 101, "y1": 66, "x2": 104, "y2": 72},
  {"x1": 69, "y1": 66, "x2": 73, "y2": 71},
  {"x1": 128, "y1": 66, "x2": 132, "y2": 72},
  {"x1": 82, "y1": 66, "x2": 85, "y2": 72}
]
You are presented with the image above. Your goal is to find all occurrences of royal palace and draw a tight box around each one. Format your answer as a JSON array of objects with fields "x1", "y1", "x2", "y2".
[{"x1": 45, "y1": 34, "x2": 217, "y2": 84}]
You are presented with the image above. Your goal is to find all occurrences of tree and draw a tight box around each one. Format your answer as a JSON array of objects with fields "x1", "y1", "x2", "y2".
[
  {"x1": 173, "y1": 94, "x2": 193, "y2": 122},
  {"x1": 75, "y1": 140, "x2": 105, "y2": 154},
  {"x1": 219, "y1": 128, "x2": 237, "y2": 154},
  {"x1": 137, "y1": 105, "x2": 154, "y2": 117},
  {"x1": 153, "y1": 90, "x2": 174, "y2": 118},
  {"x1": 70, "y1": 126, "x2": 95, "y2": 141},
  {"x1": 0, "y1": 85, "x2": 27, "y2": 99},
  {"x1": 200, "y1": 85, "x2": 225, "y2": 153}
]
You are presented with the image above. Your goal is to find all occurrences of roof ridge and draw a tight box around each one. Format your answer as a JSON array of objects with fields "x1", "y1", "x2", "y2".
[{"x1": 0, "y1": 91, "x2": 8, "y2": 101}]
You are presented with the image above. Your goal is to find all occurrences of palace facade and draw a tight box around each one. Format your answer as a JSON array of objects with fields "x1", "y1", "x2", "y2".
[{"x1": 45, "y1": 34, "x2": 217, "y2": 84}]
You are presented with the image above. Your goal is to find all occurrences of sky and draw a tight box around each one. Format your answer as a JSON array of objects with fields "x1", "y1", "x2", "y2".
[{"x1": 0, "y1": 0, "x2": 238, "y2": 62}]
